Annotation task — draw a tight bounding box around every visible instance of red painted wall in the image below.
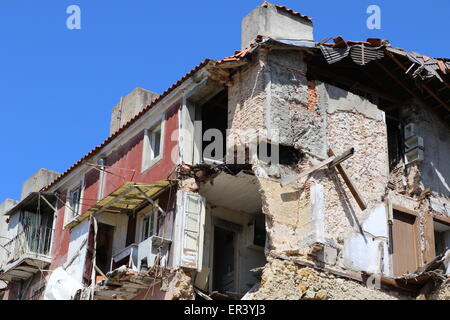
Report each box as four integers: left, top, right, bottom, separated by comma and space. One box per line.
81, 169, 100, 214
50, 190, 70, 270
103, 102, 180, 196
48, 102, 180, 271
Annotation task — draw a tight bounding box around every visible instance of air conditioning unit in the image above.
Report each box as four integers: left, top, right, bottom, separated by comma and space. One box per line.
404, 136, 424, 153
137, 236, 171, 271
404, 123, 417, 140
405, 148, 424, 164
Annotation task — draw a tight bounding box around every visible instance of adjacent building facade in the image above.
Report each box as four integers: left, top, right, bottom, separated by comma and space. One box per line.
0, 2, 449, 300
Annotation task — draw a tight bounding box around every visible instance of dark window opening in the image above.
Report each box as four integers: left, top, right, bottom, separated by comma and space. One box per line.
386, 115, 404, 172
96, 223, 115, 275
257, 143, 303, 168
253, 214, 266, 248
434, 220, 450, 257
201, 89, 228, 162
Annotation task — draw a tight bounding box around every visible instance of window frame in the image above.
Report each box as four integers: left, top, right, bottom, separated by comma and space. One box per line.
64, 181, 84, 226
140, 207, 158, 242
141, 115, 165, 173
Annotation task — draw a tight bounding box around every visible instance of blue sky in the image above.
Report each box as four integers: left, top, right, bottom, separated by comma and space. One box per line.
0, 0, 449, 202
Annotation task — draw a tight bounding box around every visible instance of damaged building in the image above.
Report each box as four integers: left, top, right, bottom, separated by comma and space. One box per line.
0, 2, 449, 300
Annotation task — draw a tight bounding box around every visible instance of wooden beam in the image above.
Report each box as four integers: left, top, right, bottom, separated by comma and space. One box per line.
386, 51, 450, 112
39, 194, 57, 213
308, 64, 401, 103
134, 186, 166, 216
328, 149, 368, 211
376, 61, 426, 104
281, 148, 355, 187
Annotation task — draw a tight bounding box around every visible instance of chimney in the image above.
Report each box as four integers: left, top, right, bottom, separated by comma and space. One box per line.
21, 168, 60, 200
241, 2, 314, 50
110, 88, 159, 135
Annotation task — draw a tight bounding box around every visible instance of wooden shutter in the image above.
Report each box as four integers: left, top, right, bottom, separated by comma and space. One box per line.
82, 222, 95, 286
179, 192, 205, 270
392, 210, 419, 276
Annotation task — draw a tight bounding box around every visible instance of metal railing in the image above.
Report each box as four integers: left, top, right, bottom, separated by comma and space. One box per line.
1, 225, 52, 267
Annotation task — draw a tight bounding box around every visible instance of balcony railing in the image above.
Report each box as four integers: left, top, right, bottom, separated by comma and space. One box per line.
1, 225, 52, 267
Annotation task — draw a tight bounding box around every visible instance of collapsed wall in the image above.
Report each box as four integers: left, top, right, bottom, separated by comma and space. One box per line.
224, 45, 448, 299
246, 257, 407, 300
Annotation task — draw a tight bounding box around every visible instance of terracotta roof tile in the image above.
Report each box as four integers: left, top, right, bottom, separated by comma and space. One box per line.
264, 2, 312, 22
320, 37, 383, 48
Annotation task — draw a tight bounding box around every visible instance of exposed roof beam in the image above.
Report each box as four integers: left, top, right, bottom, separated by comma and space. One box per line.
386, 51, 450, 112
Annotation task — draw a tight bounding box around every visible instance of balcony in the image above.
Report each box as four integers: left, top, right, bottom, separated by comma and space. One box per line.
0, 225, 52, 282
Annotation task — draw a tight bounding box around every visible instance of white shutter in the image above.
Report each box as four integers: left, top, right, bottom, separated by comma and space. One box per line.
179, 191, 205, 270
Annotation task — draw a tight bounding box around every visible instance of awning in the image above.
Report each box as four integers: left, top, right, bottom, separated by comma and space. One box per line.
5, 192, 56, 217
65, 181, 172, 229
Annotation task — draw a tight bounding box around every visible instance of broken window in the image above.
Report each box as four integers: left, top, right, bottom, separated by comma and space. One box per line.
386, 115, 404, 172
69, 186, 81, 219
434, 220, 450, 257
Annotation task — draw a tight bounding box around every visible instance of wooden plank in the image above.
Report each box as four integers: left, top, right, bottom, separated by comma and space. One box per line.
328, 149, 368, 211
281, 148, 355, 187
392, 210, 419, 276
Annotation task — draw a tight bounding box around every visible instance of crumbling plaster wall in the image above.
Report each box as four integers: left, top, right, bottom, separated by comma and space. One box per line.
225, 47, 447, 299
396, 103, 450, 219
256, 177, 319, 252
244, 48, 393, 276
267, 50, 327, 157
404, 104, 450, 199
228, 50, 267, 143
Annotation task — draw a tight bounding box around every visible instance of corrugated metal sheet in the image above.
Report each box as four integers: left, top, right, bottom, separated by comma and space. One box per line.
350, 45, 385, 65
319, 42, 385, 66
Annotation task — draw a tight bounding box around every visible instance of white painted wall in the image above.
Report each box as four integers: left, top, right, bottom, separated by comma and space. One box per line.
66, 220, 90, 284
98, 213, 128, 257
343, 205, 391, 276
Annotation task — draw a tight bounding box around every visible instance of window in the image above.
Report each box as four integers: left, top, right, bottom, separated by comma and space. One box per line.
141, 209, 157, 241
69, 186, 81, 219
142, 121, 163, 171
434, 220, 450, 257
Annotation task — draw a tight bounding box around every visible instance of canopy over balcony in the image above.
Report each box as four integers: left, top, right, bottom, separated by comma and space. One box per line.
65, 181, 173, 229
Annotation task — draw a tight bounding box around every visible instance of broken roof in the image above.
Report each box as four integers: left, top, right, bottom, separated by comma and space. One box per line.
41, 4, 449, 194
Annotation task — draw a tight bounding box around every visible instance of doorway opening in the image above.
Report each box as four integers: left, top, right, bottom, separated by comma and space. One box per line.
212, 226, 236, 294
96, 223, 115, 274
